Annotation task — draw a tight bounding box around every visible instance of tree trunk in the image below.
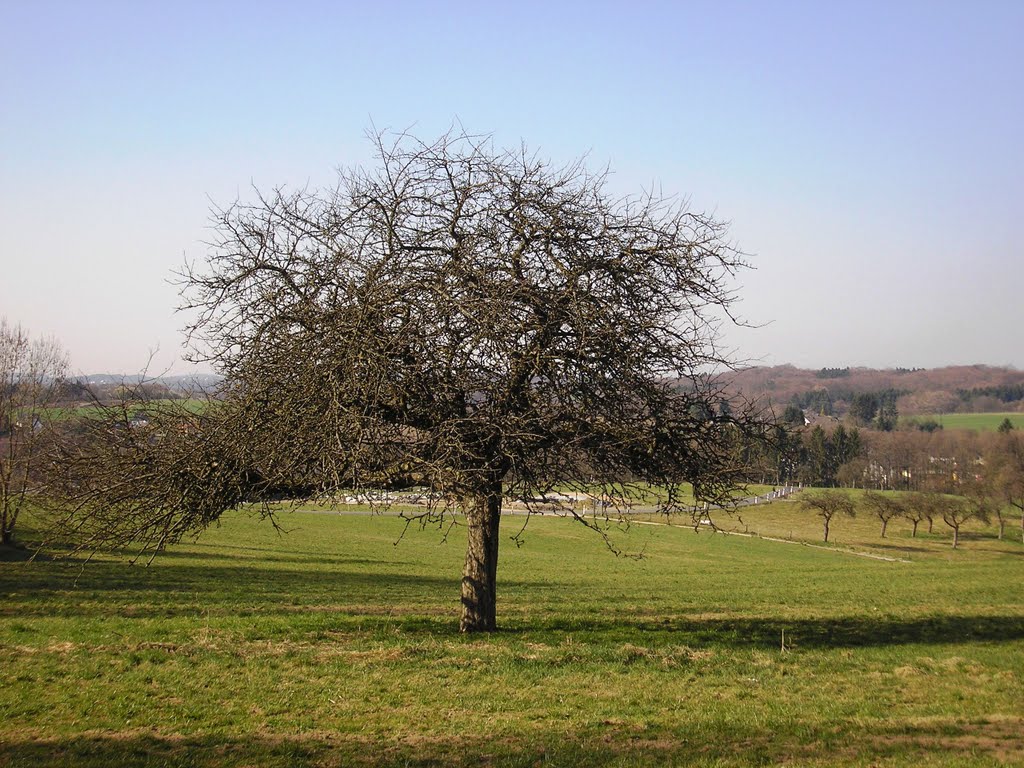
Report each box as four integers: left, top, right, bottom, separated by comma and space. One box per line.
460, 481, 502, 633
822, 517, 830, 543
0, 493, 14, 546
911, 519, 919, 537
880, 519, 888, 538
0, 491, 9, 545
998, 518, 1005, 540
951, 524, 959, 549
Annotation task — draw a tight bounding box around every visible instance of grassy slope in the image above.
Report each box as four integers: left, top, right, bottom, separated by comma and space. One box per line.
1, 501, 1022, 767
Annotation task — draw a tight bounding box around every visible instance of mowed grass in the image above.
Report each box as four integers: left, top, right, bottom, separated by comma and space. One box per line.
1, 500, 1023, 767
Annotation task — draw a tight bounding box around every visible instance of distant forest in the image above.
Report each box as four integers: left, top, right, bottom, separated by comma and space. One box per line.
69, 366, 1024, 419
721, 365, 1024, 418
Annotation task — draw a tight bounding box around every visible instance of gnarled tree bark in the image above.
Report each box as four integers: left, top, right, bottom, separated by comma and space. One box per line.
460, 479, 502, 632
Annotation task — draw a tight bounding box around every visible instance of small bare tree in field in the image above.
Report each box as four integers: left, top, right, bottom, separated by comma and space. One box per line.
903, 493, 931, 537
0, 319, 68, 546
941, 494, 989, 550
861, 490, 904, 538
911, 490, 987, 550
988, 433, 1024, 543
979, 470, 1012, 541
918, 439, 992, 549
49, 129, 764, 632
801, 490, 855, 543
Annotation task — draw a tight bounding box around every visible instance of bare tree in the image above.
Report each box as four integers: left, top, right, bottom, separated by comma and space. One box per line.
911, 491, 986, 550
983, 475, 1011, 541
861, 490, 904, 538
987, 432, 1024, 543
918, 436, 991, 549
801, 490, 855, 543
0, 319, 68, 546
941, 493, 988, 550
903, 493, 931, 538
52, 129, 761, 632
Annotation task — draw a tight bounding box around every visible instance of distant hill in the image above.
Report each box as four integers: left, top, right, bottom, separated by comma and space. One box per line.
78, 373, 223, 396
74, 366, 1024, 418
720, 364, 1024, 416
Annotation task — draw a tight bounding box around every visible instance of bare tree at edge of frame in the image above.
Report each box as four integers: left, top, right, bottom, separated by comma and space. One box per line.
987, 432, 1024, 543
0, 319, 68, 547
51, 128, 765, 632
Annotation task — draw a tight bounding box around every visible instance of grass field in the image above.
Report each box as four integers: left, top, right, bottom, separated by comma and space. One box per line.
905, 412, 1022, 432
1, 497, 1022, 767
36, 398, 212, 421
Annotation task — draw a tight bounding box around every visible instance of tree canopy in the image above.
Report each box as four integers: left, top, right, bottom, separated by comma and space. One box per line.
54, 129, 761, 631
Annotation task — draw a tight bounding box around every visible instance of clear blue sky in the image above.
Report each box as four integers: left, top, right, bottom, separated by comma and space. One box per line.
2, 0, 1021, 374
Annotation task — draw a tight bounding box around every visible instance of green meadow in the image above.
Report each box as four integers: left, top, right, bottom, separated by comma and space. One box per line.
36, 398, 212, 421
1, 498, 1022, 767
914, 412, 1021, 432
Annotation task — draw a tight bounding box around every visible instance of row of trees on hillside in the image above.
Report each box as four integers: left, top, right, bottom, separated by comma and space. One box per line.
802, 488, 1001, 548
773, 423, 1024, 543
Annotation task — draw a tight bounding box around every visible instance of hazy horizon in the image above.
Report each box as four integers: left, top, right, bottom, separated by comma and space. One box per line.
71, 361, 1022, 381
3, 1, 1022, 375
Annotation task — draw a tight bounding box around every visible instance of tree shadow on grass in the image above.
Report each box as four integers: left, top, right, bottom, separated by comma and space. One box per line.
4, 548, 1024, 651
0, 561, 465, 618
1, 718, 1020, 767
864, 541, 935, 555
0, 542, 45, 562
145, 546, 409, 567
868, 534, 1024, 557
519, 612, 1024, 650
3, 554, 1024, 650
